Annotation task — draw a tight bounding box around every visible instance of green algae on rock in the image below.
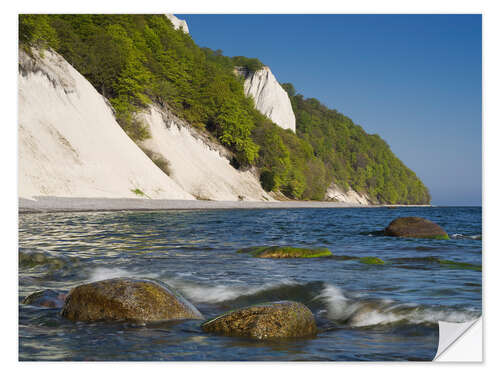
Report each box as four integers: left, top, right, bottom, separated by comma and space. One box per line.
201, 301, 317, 339
389, 256, 481, 271
61, 277, 203, 323
359, 257, 385, 265
384, 217, 449, 239
237, 245, 332, 258
437, 259, 482, 271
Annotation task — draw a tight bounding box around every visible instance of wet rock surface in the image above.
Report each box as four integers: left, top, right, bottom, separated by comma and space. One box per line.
61, 277, 203, 323
384, 217, 449, 239
238, 246, 332, 258
201, 301, 317, 339
22, 289, 66, 308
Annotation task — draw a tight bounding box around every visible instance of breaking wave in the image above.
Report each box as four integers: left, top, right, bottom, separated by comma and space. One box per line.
166, 278, 310, 304
317, 284, 480, 327
161, 278, 481, 328
450, 233, 482, 240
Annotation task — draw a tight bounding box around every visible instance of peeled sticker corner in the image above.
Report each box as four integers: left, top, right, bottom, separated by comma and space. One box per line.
434, 317, 483, 361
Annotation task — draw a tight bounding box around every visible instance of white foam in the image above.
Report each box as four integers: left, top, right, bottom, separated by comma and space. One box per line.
314, 284, 355, 321
350, 309, 401, 327
167, 279, 299, 304
318, 283, 480, 327
450, 233, 482, 240
87, 267, 159, 283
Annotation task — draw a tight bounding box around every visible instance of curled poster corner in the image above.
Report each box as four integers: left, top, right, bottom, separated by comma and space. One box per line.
434, 317, 483, 361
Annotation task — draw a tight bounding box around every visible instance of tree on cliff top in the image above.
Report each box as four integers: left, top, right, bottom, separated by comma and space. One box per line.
231, 56, 264, 72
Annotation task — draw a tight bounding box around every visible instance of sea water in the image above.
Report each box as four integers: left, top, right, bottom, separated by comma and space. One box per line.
18, 206, 482, 361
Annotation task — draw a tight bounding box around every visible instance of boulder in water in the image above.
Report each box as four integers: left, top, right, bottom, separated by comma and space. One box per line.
359, 257, 385, 265
384, 217, 449, 239
201, 301, 317, 339
238, 246, 332, 258
22, 289, 66, 308
61, 277, 203, 323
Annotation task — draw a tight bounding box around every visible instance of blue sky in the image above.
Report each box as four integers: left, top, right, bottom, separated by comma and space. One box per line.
179, 14, 482, 206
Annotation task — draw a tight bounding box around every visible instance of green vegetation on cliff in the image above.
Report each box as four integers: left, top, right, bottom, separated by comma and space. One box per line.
19, 14, 430, 204
282, 84, 431, 204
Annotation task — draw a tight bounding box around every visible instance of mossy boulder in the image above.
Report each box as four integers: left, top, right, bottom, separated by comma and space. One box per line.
201, 301, 317, 339
384, 217, 449, 239
359, 257, 385, 265
238, 246, 332, 258
22, 289, 66, 308
61, 277, 203, 323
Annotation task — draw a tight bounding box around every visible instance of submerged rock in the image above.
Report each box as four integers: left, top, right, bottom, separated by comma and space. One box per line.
238, 246, 332, 258
201, 301, 317, 339
61, 277, 203, 323
384, 217, 449, 239
19, 251, 66, 269
22, 289, 66, 308
437, 259, 482, 271
359, 257, 385, 265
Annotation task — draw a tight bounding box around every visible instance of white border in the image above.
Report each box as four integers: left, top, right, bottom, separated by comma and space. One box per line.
3, 0, 496, 373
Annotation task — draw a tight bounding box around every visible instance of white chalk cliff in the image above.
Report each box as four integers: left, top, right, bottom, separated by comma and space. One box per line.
237, 66, 296, 132
324, 183, 374, 205
18, 48, 272, 201
165, 14, 189, 34
18, 48, 194, 200
165, 15, 295, 134
137, 106, 273, 201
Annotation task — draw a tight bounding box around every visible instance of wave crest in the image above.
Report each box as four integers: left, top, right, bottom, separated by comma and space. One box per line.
450, 233, 482, 240
317, 283, 480, 327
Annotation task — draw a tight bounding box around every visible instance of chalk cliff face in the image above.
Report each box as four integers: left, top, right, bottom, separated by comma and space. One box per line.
18, 48, 272, 202
18, 48, 194, 200
165, 14, 189, 34
237, 66, 296, 132
325, 183, 374, 205
138, 106, 273, 201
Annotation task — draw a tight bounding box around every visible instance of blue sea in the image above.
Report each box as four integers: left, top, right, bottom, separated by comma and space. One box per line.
18, 206, 482, 361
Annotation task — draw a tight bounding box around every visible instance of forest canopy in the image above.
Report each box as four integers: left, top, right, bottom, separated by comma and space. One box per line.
19, 14, 430, 204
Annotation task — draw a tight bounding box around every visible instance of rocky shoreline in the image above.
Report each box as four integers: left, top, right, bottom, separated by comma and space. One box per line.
24, 277, 317, 340
19, 196, 432, 214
